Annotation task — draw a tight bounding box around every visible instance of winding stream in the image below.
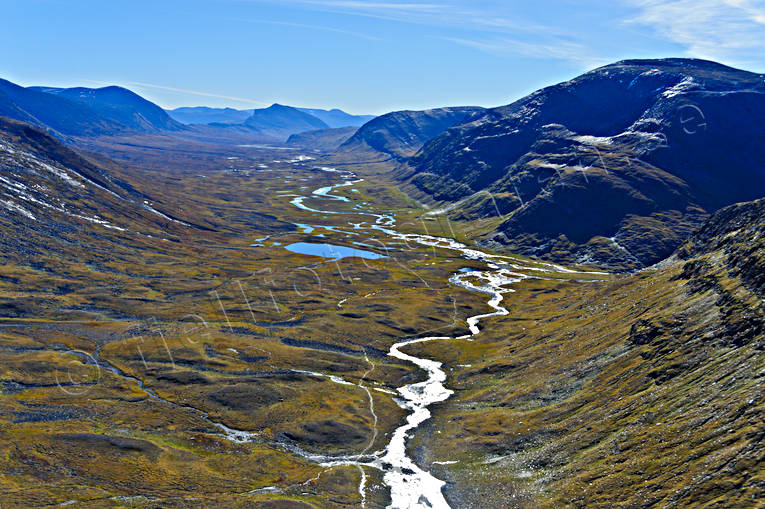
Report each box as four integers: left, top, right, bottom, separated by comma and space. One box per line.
7, 163, 587, 508
278, 167, 581, 508
48, 165, 584, 508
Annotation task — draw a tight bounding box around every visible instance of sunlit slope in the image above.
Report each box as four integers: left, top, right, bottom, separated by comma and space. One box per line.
408, 198, 764, 507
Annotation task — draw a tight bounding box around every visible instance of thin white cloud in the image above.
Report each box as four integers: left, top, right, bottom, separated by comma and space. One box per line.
255, 1, 604, 67
626, 0, 765, 66
441, 36, 606, 68
297, 1, 445, 12
245, 19, 381, 40
86, 80, 269, 105
256, 0, 555, 34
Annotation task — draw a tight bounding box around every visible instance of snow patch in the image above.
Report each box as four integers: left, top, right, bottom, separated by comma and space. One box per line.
573, 135, 613, 146
35, 160, 85, 188
663, 77, 698, 98
0, 199, 36, 220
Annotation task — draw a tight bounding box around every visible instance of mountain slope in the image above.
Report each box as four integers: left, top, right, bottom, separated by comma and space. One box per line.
337, 106, 486, 160
244, 104, 329, 140
166, 106, 255, 125
400, 59, 765, 269
175, 121, 280, 145
297, 108, 374, 128
0, 79, 281, 146
2, 78, 370, 148
286, 126, 358, 151
0, 116, 183, 239
0, 79, 127, 137
30, 86, 185, 132
0, 117, 203, 321
413, 197, 764, 507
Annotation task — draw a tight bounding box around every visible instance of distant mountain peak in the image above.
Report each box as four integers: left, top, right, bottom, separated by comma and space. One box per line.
243, 104, 329, 141
337, 106, 486, 159
20, 83, 184, 134
296, 107, 375, 128
166, 106, 255, 125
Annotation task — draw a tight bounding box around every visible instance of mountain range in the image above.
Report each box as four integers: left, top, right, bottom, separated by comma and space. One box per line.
167, 105, 373, 129
1, 58, 764, 270
353, 58, 765, 270
165, 106, 255, 125
0, 79, 375, 145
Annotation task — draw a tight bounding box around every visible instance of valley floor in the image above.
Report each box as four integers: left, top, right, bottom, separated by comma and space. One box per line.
0, 139, 762, 508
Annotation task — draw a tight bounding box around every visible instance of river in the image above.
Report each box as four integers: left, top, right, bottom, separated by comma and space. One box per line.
277, 167, 583, 508
32, 163, 584, 508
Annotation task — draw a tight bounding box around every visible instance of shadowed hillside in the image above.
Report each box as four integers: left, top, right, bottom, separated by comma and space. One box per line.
398, 59, 765, 270
30, 86, 185, 133
166, 106, 255, 125
337, 106, 486, 160
286, 126, 358, 152
244, 104, 329, 141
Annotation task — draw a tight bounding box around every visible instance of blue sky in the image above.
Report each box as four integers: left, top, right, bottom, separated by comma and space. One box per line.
3, 0, 764, 114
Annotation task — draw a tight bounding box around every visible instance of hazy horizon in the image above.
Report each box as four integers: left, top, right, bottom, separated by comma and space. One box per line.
4, 1, 765, 115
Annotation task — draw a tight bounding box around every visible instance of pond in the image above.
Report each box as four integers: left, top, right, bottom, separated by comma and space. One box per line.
284, 242, 386, 260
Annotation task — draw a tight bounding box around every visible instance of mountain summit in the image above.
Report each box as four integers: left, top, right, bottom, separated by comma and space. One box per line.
244, 104, 329, 140
29, 85, 184, 133
398, 58, 765, 269
337, 106, 486, 160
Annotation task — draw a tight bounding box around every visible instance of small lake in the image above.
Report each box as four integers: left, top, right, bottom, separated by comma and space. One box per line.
284, 242, 386, 260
